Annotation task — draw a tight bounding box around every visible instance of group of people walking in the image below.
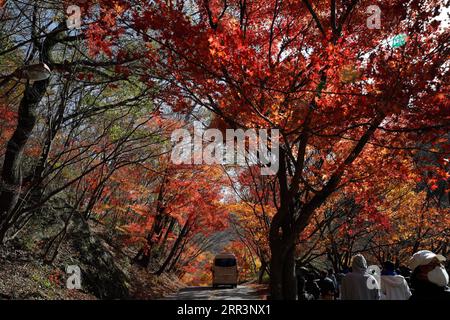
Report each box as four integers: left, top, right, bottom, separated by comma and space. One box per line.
296, 250, 450, 300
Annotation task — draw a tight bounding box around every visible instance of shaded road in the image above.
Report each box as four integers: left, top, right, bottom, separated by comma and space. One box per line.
163, 285, 265, 300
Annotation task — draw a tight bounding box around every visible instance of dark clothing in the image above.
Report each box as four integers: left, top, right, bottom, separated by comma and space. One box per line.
296, 275, 308, 300
305, 280, 321, 300
336, 272, 345, 285
319, 277, 336, 297
381, 270, 396, 276
328, 274, 338, 292
409, 280, 450, 300
328, 274, 338, 288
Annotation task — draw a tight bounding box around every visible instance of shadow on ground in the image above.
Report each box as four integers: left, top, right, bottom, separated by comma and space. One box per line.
163, 285, 264, 300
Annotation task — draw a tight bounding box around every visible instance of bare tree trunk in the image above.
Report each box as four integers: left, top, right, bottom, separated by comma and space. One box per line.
167, 237, 187, 272
158, 216, 176, 257
154, 220, 190, 276
257, 259, 268, 284
133, 175, 168, 267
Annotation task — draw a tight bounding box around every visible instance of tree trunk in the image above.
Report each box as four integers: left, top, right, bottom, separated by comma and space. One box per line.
0, 23, 65, 243
257, 259, 268, 284
155, 220, 190, 276
0, 79, 48, 242
269, 239, 284, 300
158, 215, 176, 258
133, 175, 168, 267
268, 148, 298, 300
168, 237, 188, 272
133, 212, 165, 267
282, 245, 296, 299
269, 234, 297, 300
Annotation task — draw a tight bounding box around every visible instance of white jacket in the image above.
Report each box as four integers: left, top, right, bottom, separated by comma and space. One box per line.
380, 275, 412, 300
340, 255, 380, 300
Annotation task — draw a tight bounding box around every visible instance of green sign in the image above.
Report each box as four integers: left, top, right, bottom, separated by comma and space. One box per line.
392, 34, 407, 48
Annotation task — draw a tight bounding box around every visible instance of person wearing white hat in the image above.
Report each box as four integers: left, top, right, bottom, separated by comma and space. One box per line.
408, 250, 450, 300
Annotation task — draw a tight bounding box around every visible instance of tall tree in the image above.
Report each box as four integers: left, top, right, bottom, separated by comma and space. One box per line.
122, 0, 449, 299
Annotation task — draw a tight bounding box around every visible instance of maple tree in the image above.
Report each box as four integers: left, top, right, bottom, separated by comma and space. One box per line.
130, 161, 229, 272
304, 177, 449, 270
0, 0, 449, 300
119, 0, 448, 299
225, 166, 277, 282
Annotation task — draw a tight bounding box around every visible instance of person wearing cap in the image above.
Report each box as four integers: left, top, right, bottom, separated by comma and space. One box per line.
408, 250, 450, 300
340, 254, 380, 300
380, 261, 412, 300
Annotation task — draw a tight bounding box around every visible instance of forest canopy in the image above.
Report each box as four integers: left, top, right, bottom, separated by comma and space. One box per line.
0, 0, 448, 300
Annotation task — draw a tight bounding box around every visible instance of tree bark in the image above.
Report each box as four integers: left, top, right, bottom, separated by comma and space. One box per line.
268, 115, 385, 299
154, 220, 190, 276
0, 23, 65, 243
257, 259, 268, 284
269, 239, 284, 299
133, 175, 168, 267
282, 245, 297, 299
0, 79, 49, 242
